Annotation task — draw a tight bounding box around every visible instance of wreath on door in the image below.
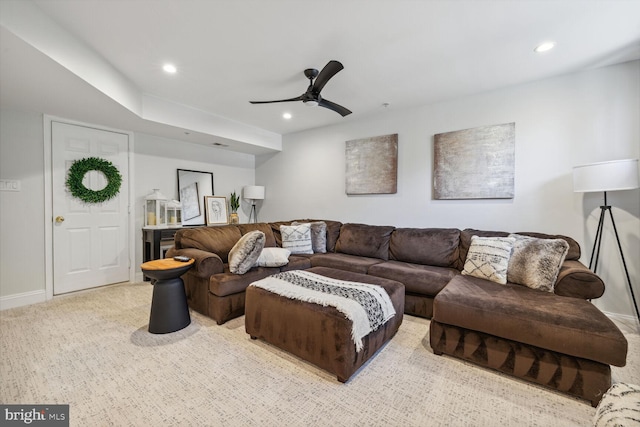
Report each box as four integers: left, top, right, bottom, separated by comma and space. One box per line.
66, 157, 122, 203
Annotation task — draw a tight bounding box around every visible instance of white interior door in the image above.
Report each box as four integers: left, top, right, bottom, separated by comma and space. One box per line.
52, 121, 129, 295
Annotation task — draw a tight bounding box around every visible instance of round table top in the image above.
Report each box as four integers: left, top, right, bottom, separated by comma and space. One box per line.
141, 258, 194, 281
141, 258, 194, 271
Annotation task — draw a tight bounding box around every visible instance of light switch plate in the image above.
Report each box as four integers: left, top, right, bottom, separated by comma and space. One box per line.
0, 179, 21, 191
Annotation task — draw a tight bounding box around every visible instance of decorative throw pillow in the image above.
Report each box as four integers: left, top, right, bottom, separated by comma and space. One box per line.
507, 234, 569, 292
292, 221, 327, 253
228, 231, 265, 274
280, 224, 313, 254
462, 235, 515, 285
254, 247, 291, 267
594, 383, 640, 427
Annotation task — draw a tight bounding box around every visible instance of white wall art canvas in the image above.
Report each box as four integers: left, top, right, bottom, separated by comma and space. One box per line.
433, 123, 515, 199
345, 134, 398, 195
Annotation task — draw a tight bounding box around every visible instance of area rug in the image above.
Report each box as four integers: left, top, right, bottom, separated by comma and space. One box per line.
1, 282, 638, 426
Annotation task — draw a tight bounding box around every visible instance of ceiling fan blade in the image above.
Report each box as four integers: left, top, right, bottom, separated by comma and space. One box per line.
312, 60, 344, 94
249, 95, 303, 104
318, 98, 352, 117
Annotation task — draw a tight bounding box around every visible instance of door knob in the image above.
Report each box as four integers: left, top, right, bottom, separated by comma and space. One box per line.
55, 216, 65, 223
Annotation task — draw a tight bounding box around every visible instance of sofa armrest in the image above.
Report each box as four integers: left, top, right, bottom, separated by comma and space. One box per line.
554, 260, 605, 300
166, 247, 225, 278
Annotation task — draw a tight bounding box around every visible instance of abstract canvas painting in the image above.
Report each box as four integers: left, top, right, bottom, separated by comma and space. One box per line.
345, 134, 398, 195
433, 123, 515, 199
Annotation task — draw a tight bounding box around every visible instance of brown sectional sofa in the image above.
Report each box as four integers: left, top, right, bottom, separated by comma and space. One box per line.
166, 220, 627, 406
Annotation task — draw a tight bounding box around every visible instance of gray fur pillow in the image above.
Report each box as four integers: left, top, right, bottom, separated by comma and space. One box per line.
507, 234, 569, 292
228, 230, 265, 274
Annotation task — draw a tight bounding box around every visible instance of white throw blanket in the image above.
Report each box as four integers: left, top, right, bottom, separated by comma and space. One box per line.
251, 270, 396, 352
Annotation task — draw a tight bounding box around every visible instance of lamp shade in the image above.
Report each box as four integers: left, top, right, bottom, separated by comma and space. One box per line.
243, 185, 265, 200
573, 159, 639, 193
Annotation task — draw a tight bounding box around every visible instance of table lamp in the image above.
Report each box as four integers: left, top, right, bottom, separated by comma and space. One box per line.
243, 185, 265, 223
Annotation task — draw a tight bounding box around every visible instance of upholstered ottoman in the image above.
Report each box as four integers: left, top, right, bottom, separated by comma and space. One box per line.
245, 266, 404, 382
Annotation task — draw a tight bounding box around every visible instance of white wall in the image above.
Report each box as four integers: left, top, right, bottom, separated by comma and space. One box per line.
257, 60, 640, 318
0, 110, 46, 303
133, 133, 256, 277
0, 111, 258, 304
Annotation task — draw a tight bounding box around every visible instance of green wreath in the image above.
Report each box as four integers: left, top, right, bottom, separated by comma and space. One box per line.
66, 157, 122, 203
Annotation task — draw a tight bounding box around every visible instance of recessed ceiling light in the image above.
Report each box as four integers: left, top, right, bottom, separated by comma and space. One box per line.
282, 112, 292, 120
534, 42, 556, 53
163, 63, 177, 74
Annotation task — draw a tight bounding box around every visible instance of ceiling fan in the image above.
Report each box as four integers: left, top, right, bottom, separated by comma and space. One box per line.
249, 60, 352, 117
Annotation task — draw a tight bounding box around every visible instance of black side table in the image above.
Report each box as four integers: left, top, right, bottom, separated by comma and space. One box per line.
140, 258, 194, 334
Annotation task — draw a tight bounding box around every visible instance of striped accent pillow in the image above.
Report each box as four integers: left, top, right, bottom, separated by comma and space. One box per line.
595, 383, 640, 427
280, 224, 313, 254
461, 235, 515, 284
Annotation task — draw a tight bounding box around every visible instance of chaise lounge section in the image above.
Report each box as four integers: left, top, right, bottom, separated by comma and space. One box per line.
166, 220, 627, 405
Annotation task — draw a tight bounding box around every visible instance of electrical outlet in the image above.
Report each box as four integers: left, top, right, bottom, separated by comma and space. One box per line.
0, 179, 21, 191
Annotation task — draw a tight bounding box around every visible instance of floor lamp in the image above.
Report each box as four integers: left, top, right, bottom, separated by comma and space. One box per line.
243, 185, 265, 223
573, 158, 640, 320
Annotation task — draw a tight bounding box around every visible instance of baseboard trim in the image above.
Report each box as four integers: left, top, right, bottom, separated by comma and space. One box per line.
0, 289, 47, 311
134, 272, 144, 283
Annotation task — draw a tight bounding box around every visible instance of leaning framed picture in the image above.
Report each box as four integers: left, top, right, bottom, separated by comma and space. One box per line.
205, 196, 228, 225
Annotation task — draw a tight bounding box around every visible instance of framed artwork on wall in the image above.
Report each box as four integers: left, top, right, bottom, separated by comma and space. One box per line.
345, 133, 398, 195
177, 169, 214, 226
179, 182, 200, 221
433, 123, 515, 199
205, 196, 228, 225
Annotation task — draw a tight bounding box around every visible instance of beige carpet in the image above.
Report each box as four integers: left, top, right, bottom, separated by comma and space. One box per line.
1, 282, 638, 427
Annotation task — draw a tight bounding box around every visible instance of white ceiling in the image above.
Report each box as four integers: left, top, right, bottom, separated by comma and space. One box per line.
1, 0, 640, 154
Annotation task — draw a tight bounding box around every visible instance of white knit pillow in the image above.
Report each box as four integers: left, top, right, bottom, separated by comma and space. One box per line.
292, 221, 327, 253
254, 247, 291, 267
280, 224, 313, 254
462, 236, 515, 285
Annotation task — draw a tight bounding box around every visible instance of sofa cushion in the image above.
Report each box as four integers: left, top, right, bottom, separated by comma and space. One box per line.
390, 228, 460, 267
174, 225, 242, 263
508, 233, 569, 292
238, 223, 277, 247
280, 224, 314, 254
310, 253, 384, 274
368, 260, 459, 297
166, 247, 224, 277
433, 274, 628, 366
254, 247, 291, 267
279, 255, 312, 272
461, 236, 515, 284
335, 223, 395, 260
321, 220, 343, 253
228, 230, 266, 274
292, 221, 327, 253
554, 260, 605, 299
209, 266, 279, 297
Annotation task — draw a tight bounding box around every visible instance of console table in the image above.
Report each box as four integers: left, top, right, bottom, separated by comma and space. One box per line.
142, 227, 182, 280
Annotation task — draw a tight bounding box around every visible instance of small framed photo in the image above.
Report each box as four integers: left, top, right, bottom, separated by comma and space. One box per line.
205, 196, 228, 225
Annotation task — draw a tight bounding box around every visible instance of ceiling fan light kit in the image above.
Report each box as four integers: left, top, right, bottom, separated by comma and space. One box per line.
250, 60, 352, 117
